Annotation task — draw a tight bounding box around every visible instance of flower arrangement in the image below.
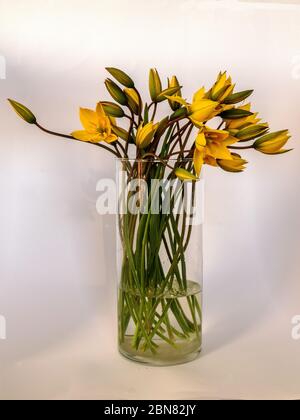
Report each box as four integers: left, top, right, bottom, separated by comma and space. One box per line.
8, 68, 292, 365
8, 68, 291, 176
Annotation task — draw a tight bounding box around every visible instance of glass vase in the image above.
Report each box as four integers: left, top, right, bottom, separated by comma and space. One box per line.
116, 158, 203, 366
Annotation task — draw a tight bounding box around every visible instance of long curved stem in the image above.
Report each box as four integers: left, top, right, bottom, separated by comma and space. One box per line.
35, 122, 120, 157
124, 114, 138, 129
229, 145, 253, 150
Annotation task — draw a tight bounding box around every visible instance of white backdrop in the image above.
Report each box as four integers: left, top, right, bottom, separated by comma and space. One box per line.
0, 0, 300, 400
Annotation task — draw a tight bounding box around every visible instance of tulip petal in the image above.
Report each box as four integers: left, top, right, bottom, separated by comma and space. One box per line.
193, 148, 204, 176
96, 102, 107, 118
206, 142, 233, 160
193, 87, 206, 103
204, 127, 229, 142
71, 130, 100, 142
190, 100, 218, 123
79, 108, 98, 131
104, 134, 118, 144
165, 95, 188, 107
195, 132, 206, 150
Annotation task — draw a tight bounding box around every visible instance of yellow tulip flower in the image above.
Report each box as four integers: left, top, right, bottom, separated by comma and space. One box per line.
190, 99, 221, 125
210, 71, 234, 102
167, 88, 220, 126
168, 75, 182, 111
135, 121, 159, 149
193, 126, 237, 175
253, 130, 291, 154
72, 103, 118, 144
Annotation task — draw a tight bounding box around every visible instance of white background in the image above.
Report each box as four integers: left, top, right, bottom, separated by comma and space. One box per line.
0, 0, 300, 400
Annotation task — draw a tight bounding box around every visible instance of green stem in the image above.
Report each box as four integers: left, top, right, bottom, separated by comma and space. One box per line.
35, 122, 120, 157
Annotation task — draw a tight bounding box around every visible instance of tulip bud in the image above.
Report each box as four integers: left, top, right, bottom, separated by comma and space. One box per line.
175, 168, 198, 182
136, 121, 159, 149
111, 124, 134, 143
105, 67, 134, 88
235, 124, 269, 141
124, 88, 141, 115
157, 86, 182, 103
8, 99, 36, 124
105, 79, 127, 106
217, 153, 248, 173
101, 101, 124, 118
167, 76, 181, 111
224, 90, 254, 105
149, 68, 162, 102
220, 109, 253, 120
253, 130, 291, 155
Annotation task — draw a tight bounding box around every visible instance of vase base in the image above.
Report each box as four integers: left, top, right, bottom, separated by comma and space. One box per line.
119, 334, 201, 367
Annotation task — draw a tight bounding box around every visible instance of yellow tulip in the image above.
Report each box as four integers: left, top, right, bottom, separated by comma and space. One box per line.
193, 126, 237, 176
166, 87, 219, 126
135, 121, 159, 149
168, 76, 182, 111
202, 127, 235, 158
71, 103, 118, 144
210, 71, 234, 102
253, 130, 291, 154
190, 99, 220, 125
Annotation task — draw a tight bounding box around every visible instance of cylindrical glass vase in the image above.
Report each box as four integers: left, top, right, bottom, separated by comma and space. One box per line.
116, 159, 203, 366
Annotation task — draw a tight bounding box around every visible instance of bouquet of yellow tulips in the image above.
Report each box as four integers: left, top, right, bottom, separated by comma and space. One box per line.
8, 68, 292, 365
8, 68, 291, 178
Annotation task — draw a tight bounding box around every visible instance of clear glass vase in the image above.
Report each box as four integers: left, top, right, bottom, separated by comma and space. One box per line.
116, 159, 203, 366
